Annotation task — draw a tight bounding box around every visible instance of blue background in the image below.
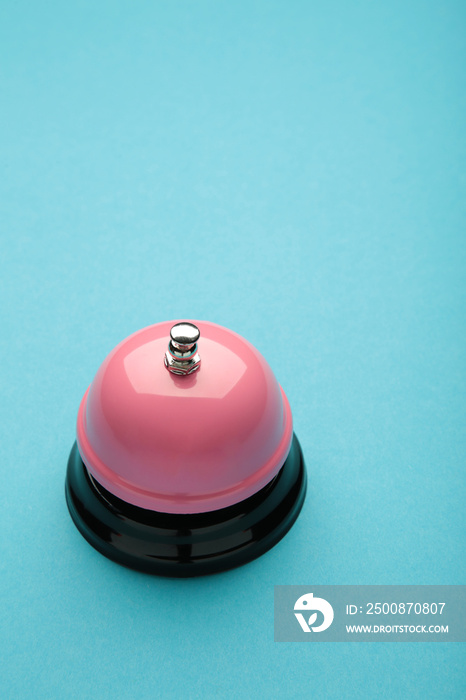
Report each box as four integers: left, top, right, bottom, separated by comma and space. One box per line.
1, 1, 465, 698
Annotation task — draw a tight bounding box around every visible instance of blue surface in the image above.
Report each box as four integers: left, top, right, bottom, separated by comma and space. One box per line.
1, 1, 465, 698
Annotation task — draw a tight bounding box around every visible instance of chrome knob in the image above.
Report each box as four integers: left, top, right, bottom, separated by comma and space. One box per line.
164, 322, 201, 376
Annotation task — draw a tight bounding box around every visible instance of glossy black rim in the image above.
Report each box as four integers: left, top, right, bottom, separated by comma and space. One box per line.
65, 434, 306, 577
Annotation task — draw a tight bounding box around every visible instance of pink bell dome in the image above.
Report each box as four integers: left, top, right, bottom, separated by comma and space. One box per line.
76, 320, 293, 514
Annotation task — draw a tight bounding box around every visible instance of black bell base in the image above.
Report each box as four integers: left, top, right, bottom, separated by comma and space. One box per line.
65, 435, 306, 578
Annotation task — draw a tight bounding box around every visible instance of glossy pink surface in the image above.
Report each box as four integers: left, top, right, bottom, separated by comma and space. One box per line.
76, 320, 293, 513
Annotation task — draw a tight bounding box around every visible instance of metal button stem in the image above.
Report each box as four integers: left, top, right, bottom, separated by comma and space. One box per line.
164, 322, 201, 375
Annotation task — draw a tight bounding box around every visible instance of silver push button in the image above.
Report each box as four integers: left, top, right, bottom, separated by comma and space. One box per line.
164, 322, 201, 375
